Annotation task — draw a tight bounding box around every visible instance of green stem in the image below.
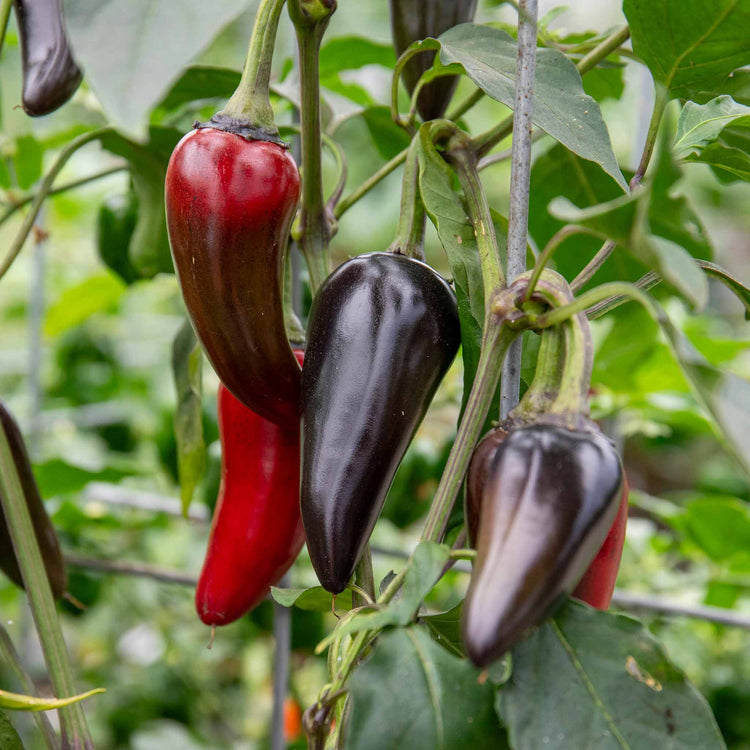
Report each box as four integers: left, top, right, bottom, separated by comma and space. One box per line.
220, 0, 287, 132
523, 225, 600, 301
390, 45, 428, 129
0, 0, 12, 57
536, 281, 656, 328
576, 25, 630, 75
334, 148, 408, 219
387, 138, 425, 259
446, 130, 505, 305
421, 323, 517, 543
448, 549, 476, 561
289, 0, 336, 294
0, 429, 93, 748
446, 88, 484, 121
630, 83, 668, 190
0, 127, 112, 282
352, 543, 375, 606
0, 165, 127, 228
515, 272, 592, 423
570, 239, 616, 292
585, 271, 661, 319
0, 625, 60, 749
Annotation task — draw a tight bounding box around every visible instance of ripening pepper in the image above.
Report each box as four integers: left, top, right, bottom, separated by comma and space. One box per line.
0, 400, 67, 598
165, 127, 302, 425
301, 252, 461, 594
390, 0, 478, 121
462, 423, 623, 666
573, 480, 628, 610
13, 0, 82, 116
195, 351, 305, 627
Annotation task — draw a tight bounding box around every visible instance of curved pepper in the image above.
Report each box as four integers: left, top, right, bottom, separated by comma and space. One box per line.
165, 128, 302, 424
0, 400, 67, 598
13, 0, 82, 117
96, 193, 139, 285
195, 351, 305, 627
301, 252, 461, 593
573, 480, 628, 610
462, 423, 623, 666
390, 0, 478, 121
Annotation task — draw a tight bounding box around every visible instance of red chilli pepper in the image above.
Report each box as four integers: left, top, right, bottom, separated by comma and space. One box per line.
573, 480, 628, 610
166, 128, 302, 425
195, 350, 305, 627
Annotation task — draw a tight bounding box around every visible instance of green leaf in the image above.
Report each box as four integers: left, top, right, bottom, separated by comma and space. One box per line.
100, 127, 179, 277
688, 141, 750, 183
12, 135, 43, 190
63, 0, 252, 138
346, 627, 508, 750
154, 65, 241, 116
624, 0, 750, 100
32, 459, 133, 498
319, 36, 396, 79
420, 602, 464, 657
0, 687, 104, 712
528, 145, 644, 288
498, 601, 725, 749
270, 585, 349, 613
683, 496, 750, 562
415, 124, 484, 404
436, 24, 627, 190
0, 710, 22, 750
43, 272, 126, 338
360, 106, 412, 161
171, 320, 206, 517
701, 261, 750, 318
334, 542, 451, 639
692, 69, 750, 106
675, 96, 750, 157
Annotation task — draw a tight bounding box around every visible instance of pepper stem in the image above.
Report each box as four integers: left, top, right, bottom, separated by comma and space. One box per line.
387, 138, 425, 260
289, 0, 337, 294
219, 0, 287, 135
512, 270, 593, 427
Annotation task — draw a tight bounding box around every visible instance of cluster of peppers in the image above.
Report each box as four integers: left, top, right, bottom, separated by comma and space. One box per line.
162, 0, 629, 668
0, 0, 631, 670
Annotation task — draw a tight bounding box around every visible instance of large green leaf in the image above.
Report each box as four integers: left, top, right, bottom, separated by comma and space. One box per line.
171, 320, 206, 517
154, 66, 241, 116
498, 601, 725, 749
415, 124, 484, 401
683, 496, 750, 562
346, 627, 508, 750
436, 24, 627, 190
624, 0, 750, 99
64, 0, 254, 137
270, 585, 350, 613
688, 141, 750, 183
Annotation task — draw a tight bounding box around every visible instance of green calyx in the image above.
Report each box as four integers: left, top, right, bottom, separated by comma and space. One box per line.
216, 0, 288, 139
510, 269, 594, 430
288, 0, 337, 28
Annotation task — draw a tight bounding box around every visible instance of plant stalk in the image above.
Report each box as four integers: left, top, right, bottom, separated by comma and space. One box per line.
500, 0, 538, 419
388, 138, 425, 259
0, 429, 94, 748
421, 323, 517, 543
221, 0, 288, 133
289, 0, 336, 293
0, 0, 13, 57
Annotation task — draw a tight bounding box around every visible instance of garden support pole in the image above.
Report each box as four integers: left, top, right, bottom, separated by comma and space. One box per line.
500, 0, 538, 418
